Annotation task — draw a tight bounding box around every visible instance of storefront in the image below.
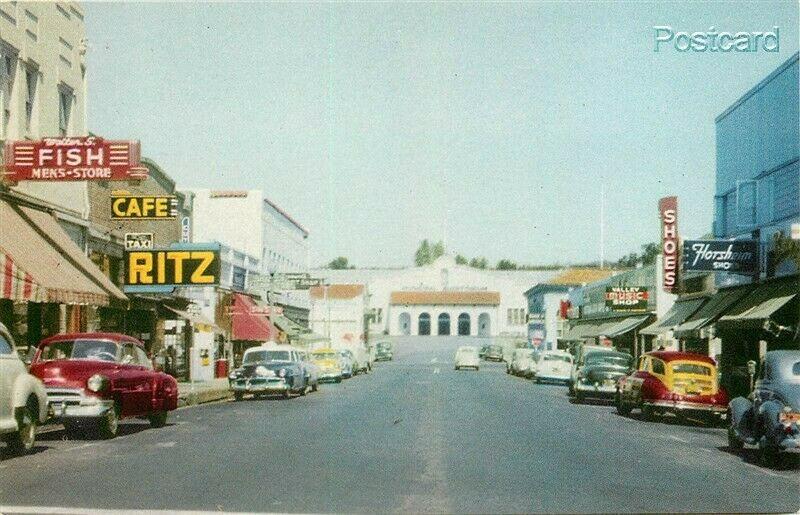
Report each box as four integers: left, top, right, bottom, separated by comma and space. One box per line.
0, 197, 128, 349
227, 292, 274, 365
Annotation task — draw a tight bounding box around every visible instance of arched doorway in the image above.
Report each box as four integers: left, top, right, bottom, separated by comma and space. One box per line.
438, 313, 451, 335
478, 313, 491, 337
457, 313, 471, 336
398, 312, 411, 335
418, 313, 431, 335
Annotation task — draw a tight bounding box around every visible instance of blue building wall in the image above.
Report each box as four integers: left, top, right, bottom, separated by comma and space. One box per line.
714, 53, 799, 281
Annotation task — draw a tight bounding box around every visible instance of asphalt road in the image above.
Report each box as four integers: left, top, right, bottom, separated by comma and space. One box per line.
1, 336, 798, 514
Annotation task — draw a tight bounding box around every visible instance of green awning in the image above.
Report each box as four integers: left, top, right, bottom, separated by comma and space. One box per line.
560, 320, 605, 341
272, 315, 305, 338
295, 332, 330, 347
718, 276, 799, 329
591, 315, 651, 338
640, 298, 706, 336
672, 284, 755, 338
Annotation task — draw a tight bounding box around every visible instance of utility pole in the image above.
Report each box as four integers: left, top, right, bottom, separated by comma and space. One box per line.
600, 183, 606, 269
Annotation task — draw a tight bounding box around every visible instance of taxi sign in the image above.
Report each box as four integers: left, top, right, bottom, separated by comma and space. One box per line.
124, 233, 153, 250
124, 243, 220, 293
111, 192, 178, 220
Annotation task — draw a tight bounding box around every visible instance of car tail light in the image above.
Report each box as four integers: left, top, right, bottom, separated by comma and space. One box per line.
779, 411, 800, 427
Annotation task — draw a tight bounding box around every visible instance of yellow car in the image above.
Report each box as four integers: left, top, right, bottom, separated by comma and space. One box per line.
310, 348, 344, 383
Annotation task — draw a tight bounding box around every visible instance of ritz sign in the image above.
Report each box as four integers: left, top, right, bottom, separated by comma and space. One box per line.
2, 137, 147, 184
124, 243, 220, 293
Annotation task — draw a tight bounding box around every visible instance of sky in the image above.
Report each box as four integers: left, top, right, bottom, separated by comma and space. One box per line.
85, 1, 799, 268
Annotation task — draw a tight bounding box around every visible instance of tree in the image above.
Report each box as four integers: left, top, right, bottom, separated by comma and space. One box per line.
455, 254, 468, 265
327, 256, 353, 269
469, 257, 488, 269
639, 242, 660, 266
431, 240, 445, 261
414, 239, 445, 266
496, 259, 518, 270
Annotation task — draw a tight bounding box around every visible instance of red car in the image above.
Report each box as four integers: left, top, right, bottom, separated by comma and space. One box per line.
29, 332, 178, 438
616, 351, 728, 424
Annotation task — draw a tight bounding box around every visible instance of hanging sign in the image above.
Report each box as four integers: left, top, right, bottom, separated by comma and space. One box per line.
124, 243, 220, 293
181, 216, 191, 242
2, 137, 147, 183
659, 196, 679, 293
605, 286, 649, 312
682, 240, 759, 274
124, 233, 153, 250
111, 192, 177, 220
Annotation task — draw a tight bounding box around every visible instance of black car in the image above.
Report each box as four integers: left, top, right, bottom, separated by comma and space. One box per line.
484, 344, 504, 362
375, 341, 394, 361
573, 351, 634, 403
228, 347, 308, 400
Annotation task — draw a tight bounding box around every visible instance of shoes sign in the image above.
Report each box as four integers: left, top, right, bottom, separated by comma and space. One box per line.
1, 137, 147, 184
659, 196, 679, 293
111, 191, 178, 220
123, 242, 220, 293
682, 239, 759, 274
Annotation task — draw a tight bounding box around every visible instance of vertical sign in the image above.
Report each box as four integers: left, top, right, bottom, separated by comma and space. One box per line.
659, 196, 679, 293
181, 216, 191, 243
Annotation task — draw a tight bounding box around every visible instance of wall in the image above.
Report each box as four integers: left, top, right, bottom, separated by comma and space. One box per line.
262, 199, 309, 274
2, 1, 89, 216
309, 295, 365, 348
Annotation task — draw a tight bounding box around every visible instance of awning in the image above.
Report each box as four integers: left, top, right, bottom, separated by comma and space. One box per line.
717, 276, 799, 329
0, 199, 127, 306
640, 298, 707, 336
295, 332, 330, 347
231, 293, 273, 341
587, 315, 651, 338
164, 305, 223, 334
672, 285, 754, 338
273, 315, 306, 338
559, 320, 604, 342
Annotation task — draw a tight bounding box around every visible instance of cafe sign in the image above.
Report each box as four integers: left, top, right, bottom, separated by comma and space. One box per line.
682, 240, 759, 274
2, 137, 147, 184
111, 192, 178, 220
605, 286, 649, 312
124, 243, 220, 293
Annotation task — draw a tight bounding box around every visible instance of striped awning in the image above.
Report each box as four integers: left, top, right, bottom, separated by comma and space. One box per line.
0, 251, 45, 302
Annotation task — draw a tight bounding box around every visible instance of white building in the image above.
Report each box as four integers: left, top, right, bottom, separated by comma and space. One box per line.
316, 256, 559, 337
308, 284, 366, 348
1, 1, 89, 227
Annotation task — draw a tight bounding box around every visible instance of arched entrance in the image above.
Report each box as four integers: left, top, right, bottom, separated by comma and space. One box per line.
398, 312, 411, 335
478, 313, 491, 337
418, 313, 431, 336
438, 313, 451, 336
457, 313, 471, 336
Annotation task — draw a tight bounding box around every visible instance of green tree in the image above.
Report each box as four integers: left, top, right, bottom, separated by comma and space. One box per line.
431, 240, 445, 261
327, 256, 353, 269
455, 254, 468, 265
640, 242, 660, 266
414, 239, 431, 266
496, 259, 518, 270
469, 257, 488, 269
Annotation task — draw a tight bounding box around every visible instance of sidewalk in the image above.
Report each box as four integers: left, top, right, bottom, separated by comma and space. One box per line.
177, 378, 232, 407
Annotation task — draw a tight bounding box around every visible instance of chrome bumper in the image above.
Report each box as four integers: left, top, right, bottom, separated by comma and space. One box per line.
575, 381, 617, 395
779, 436, 800, 453
230, 378, 289, 392
537, 373, 570, 382
319, 372, 342, 380
647, 400, 727, 415
46, 388, 115, 420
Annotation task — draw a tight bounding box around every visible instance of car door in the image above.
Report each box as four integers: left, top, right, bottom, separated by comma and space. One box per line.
0, 329, 21, 433
116, 343, 151, 416
623, 357, 649, 403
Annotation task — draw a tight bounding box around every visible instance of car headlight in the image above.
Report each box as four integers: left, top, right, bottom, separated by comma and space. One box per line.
228, 371, 239, 380
255, 366, 269, 377
278, 368, 287, 378
87, 374, 109, 393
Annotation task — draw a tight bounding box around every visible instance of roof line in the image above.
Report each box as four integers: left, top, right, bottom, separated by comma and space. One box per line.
263, 197, 309, 237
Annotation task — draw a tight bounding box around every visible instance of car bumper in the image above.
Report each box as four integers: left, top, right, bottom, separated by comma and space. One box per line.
779, 436, 800, 453
647, 400, 727, 416
230, 379, 290, 392
575, 382, 617, 397
318, 372, 343, 381
537, 373, 570, 383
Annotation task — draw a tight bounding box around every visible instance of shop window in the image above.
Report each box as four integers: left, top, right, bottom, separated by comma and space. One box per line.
58, 84, 73, 136
24, 65, 36, 134
0, 47, 17, 139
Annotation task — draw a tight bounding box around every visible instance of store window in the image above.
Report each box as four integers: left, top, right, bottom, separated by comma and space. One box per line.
0, 47, 17, 140
58, 84, 73, 136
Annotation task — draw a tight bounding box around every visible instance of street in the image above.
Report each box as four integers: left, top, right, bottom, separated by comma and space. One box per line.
1, 336, 797, 514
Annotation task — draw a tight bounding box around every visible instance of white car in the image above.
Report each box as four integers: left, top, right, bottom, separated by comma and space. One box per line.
533, 350, 574, 384
454, 346, 480, 371
508, 348, 537, 377
0, 322, 49, 455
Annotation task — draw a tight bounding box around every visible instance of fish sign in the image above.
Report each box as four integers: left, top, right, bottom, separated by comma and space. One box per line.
124, 244, 220, 293
112, 193, 178, 220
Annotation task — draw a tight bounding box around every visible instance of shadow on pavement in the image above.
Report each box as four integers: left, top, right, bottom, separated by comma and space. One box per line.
717, 445, 800, 471
37, 421, 171, 441
0, 444, 49, 461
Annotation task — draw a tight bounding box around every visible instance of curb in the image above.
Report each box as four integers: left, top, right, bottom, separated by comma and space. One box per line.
177, 388, 232, 407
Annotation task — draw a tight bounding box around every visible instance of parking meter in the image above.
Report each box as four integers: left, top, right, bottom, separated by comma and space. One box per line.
747, 360, 757, 391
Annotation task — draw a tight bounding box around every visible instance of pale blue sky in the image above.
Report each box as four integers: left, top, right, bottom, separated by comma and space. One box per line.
85, 2, 798, 268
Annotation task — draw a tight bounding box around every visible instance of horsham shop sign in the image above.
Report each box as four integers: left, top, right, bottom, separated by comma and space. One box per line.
682, 240, 759, 274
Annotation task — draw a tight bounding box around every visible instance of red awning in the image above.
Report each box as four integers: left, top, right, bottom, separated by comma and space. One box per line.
231, 293, 273, 341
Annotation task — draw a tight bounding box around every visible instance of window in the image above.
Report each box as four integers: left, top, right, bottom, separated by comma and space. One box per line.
507, 309, 513, 324
24, 66, 36, 133
58, 85, 73, 136
121, 344, 138, 365
135, 346, 152, 369
651, 359, 665, 375
0, 333, 12, 354
736, 180, 757, 228
0, 48, 17, 139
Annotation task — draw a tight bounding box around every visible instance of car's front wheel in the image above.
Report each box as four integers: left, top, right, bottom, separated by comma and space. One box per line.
5, 403, 37, 454
149, 411, 168, 428
616, 392, 631, 416
97, 406, 120, 439
727, 423, 743, 451
312, 381, 319, 392
233, 391, 244, 402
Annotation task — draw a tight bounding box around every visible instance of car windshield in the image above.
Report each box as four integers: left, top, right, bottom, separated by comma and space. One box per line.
672, 363, 712, 376
38, 339, 119, 362
457, 348, 477, 356
488, 346, 502, 352
313, 352, 340, 360
585, 353, 632, 368
244, 350, 291, 363
543, 354, 571, 363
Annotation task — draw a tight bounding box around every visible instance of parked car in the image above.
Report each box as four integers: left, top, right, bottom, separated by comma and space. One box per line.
533, 350, 573, 384
728, 350, 800, 466
617, 351, 728, 423
455, 346, 480, 371
292, 347, 320, 394
0, 322, 48, 454
479, 344, 489, 358
29, 332, 178, 438
374, 341, 394, 361
568, 344, 618, 394
484, 344, 504, 362
310, 348, 344, 383
573, 350, 634, 402
351, 345, 371, 374
229, 345, 309, 400
508, 348, 537, 377
339, 350, 355, 378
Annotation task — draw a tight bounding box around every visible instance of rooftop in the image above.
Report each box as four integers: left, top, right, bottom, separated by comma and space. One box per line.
390, 290, 501, 306
309, 284, 365, 300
